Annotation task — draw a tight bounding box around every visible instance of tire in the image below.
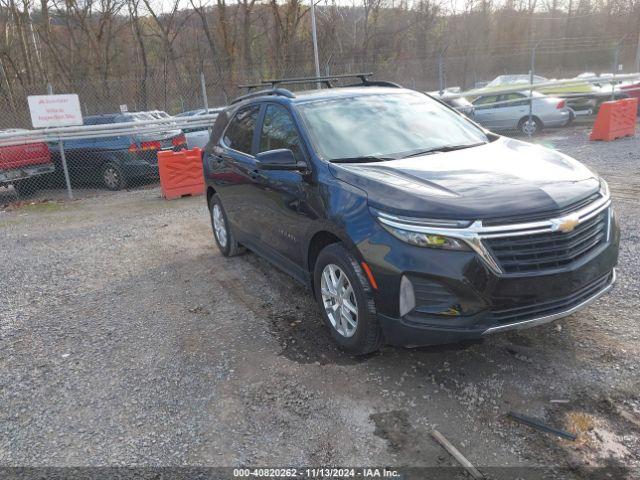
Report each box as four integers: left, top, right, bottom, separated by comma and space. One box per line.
209, 194, 244, 257
518, 116, 543, 136
101, 161, 127, 190
313, 243, 383, 355
13, 177, 38, 197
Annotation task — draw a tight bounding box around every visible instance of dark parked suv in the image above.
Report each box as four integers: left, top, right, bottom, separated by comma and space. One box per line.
203, 76, 619, 355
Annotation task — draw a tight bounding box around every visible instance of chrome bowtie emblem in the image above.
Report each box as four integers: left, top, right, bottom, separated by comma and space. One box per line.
552, 214, 580, 233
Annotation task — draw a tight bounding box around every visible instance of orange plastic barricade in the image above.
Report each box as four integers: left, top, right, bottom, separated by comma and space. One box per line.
590, 98, 638, 141
157, 148, 205, 200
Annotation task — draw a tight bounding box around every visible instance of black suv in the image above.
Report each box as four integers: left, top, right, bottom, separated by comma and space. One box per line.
202, 75, 619, 355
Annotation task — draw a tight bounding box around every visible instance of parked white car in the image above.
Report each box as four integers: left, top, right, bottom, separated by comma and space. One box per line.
175, 108, 223, 149
471, 91, 572, 135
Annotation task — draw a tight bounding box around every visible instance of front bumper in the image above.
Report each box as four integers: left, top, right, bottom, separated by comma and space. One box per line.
378, 269, 616, 346
361, 200, 620, 347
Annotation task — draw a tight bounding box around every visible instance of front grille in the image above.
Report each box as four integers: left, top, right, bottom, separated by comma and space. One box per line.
484, 208, 609, 274
491, 272, 612, 323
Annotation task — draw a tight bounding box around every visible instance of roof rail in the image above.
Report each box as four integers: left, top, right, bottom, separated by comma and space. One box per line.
233, 74, 402, 103
231, 88, 296, 105
342, 80, 403, 88
258, 73, 376, 89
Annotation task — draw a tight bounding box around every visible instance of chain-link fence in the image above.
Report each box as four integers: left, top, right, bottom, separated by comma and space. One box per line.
0, 111, 219, 205
0, 67, 233, 205
1, 49, 639, 207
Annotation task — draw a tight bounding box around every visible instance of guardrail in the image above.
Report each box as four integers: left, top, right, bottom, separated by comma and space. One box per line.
0, 114, 220, 148
439, 73, 640, 100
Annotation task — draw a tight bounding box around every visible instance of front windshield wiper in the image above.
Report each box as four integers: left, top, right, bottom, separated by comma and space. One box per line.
399, 142, 487, 159
330, 155, 396, 163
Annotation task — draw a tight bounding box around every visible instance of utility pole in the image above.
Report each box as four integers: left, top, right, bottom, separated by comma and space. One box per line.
310, 0, 321, 88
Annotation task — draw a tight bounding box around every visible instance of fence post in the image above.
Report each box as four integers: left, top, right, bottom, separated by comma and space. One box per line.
612, 39, 623, 100
527, 42, 540, 138
200, 71, 209, 111
58, 138, 73, 200
438, 51, 444, 95
635, 29, 640, 73
47, 83, 53, 95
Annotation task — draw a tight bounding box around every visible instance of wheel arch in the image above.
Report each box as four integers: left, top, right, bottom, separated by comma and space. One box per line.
206, 185, 217, 206
305, 227, 362, 290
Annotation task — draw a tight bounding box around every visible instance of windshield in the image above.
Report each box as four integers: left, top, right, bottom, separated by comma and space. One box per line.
296, 92, 488, 161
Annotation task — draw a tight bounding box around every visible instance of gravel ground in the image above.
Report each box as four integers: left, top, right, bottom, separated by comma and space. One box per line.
1, 126, 639, 478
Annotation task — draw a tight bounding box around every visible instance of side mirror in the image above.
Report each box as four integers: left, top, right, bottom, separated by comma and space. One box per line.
255, 149, 305, 171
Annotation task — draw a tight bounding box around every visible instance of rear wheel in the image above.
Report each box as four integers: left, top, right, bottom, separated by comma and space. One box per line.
314, 243, 383, 355
209, 194, 243, 257
101, 161, 126, 190
518, 116, 543, 136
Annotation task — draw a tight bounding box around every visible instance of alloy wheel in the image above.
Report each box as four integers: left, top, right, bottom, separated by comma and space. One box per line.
212, 204, 228, 248
103, 166, 120, 189
320, 263, 358, 337
521, 119, 538, 136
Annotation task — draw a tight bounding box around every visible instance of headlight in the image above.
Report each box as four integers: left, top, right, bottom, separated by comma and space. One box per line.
599, 178, 610, 198
380, 223, 470, 251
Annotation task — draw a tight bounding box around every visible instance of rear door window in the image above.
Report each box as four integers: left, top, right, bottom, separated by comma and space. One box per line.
223, 105, 261, 155
502, 93, 528, 107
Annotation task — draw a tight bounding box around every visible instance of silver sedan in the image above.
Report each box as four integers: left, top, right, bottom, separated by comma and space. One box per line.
472, 91, 573, 135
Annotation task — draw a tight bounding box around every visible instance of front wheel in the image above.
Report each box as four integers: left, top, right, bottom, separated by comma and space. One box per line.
314, 243, 383, 355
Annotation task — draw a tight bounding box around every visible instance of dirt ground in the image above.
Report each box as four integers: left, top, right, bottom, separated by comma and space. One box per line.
1, 127, 639, 479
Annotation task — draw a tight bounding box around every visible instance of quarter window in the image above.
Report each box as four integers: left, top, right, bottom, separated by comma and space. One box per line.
259, 104, 305, 163
224, 105, 260, 154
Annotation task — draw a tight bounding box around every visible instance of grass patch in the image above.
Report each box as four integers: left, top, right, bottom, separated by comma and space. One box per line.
3, 200, 63, 213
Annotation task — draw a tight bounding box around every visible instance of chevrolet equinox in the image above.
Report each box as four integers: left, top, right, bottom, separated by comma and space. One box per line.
202, 77, 619, 355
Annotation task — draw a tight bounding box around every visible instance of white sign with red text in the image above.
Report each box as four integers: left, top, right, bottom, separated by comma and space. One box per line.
27, 94, 83, 128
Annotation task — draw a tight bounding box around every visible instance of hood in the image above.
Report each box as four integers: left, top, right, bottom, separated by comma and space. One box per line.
329, 137, 600, 221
